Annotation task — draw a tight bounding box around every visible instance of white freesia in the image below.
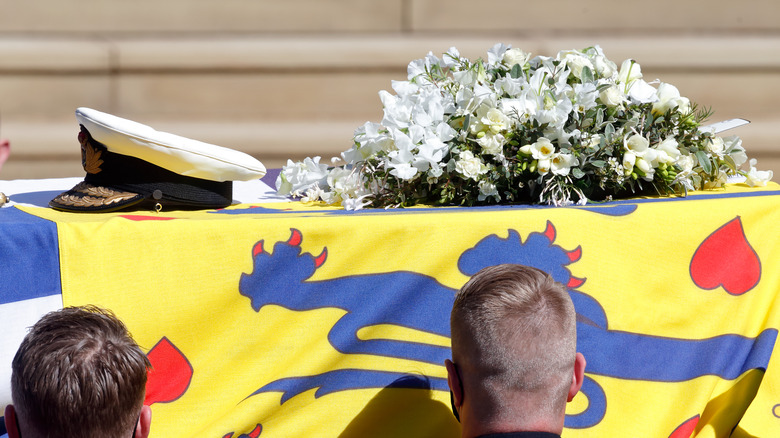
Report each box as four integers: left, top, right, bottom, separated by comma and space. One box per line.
624, 134, 650, 157
551, 153, 578, 176
653, 137, 681, 165
520, 137, 556, 160
537, 158, 551, 175
635, 157, 655, 181
623, 151, 637, 174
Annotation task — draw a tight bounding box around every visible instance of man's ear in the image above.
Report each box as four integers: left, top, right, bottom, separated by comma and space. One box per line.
445, 359, 463, 408
5, 404, 20, 438
134, 405, 152, 438
567, 352, 587, 402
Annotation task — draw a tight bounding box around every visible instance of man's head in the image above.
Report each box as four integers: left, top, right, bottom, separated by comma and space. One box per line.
4, 306, 152, 438
446, 264, 585, 436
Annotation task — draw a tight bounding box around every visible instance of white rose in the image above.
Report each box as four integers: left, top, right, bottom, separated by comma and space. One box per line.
706, 137, 726, 157
477, 133, 506, 156
481, 107, 511, 134
593, 55, 617, 78
560, 51, 594, 80
676, 154, 695, 176
704, 169, 728, 189
455, 150, 489, 180
599, 85, 625, 107
503, 48, 530, 67
478, 180, 500, 201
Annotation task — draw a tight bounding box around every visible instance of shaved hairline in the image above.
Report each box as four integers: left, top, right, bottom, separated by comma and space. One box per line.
450, 264, 577, 419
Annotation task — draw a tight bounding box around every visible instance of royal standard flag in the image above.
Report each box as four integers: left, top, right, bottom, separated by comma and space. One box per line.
2, 182, 779, 437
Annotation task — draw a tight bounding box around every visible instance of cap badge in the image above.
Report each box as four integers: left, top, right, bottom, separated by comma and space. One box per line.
79, 128, 104, 174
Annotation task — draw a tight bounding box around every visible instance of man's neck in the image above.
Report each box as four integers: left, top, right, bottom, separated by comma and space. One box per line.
459, 406, 564, 438
475, 432, 561, 438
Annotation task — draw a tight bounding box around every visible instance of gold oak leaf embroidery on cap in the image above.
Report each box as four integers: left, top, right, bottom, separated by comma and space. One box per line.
83, 141, 104, 174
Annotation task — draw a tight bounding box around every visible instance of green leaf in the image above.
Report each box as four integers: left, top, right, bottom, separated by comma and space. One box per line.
695, 150, 712, 174
723, 155, 737, 172
596, 108, 604, 126
605, 123, 615, 142
572, 167, 585, 179
591, 160, 606, 168
510, 63, 522, 79
581, 66, 594, 83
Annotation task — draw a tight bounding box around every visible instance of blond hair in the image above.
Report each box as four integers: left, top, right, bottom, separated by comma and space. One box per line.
450, 264, 576, 421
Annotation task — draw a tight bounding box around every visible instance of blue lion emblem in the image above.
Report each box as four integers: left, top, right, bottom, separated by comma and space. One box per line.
238, 222, 776, 429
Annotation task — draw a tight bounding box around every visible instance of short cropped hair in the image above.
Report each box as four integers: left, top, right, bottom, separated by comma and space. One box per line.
450, 264, 577, 419
11, 305, 151, 438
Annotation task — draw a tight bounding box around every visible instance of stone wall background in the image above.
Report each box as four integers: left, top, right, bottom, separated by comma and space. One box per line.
0, 0, 777, 181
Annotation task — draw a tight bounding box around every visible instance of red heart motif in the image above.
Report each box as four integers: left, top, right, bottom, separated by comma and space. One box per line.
690, 217, 761, 295
668, 415, 699, 438
144, 337, 193, 405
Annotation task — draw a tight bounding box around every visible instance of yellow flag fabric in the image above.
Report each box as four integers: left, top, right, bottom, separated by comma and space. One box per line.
21, 183, 780, 437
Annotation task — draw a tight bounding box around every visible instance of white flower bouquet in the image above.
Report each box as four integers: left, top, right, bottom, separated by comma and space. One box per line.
277, 44, 772, 209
